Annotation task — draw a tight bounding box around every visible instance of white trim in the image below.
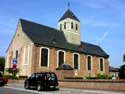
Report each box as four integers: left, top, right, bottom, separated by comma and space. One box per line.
5, 54, 9, 68
22, 46, 26, 65
99, 57, 105, 73
57, 50, 66, 68
39, 47, 50, 68
23, 46, 30, 66
73, 53, 80, 70
86, 55, 93, 72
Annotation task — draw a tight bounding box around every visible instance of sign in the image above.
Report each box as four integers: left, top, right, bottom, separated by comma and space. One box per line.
12, 59, 17, 70
12, 64, 17, 70
13, 59, 17, 65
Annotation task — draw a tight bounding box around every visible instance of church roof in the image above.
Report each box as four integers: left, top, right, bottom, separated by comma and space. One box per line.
58, 9, 80, 22
20, 19, 109, 58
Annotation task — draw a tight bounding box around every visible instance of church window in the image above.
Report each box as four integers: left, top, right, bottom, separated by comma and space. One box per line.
76, 24, 78, 30
40, 48, 49, 67
87, 56, 92, 71
64, 22, 66, 29
57, 50, 65, 67
73, 53, 79, 70
99, 58, 104, 71
71, 22, 73, 29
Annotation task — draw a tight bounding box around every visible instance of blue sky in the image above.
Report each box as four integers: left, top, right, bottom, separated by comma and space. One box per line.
0, 0, 125, 68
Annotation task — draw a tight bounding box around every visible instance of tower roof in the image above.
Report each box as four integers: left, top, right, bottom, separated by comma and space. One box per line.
58, 9, 80, 22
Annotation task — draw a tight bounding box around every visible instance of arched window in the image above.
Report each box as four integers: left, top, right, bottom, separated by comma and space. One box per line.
71, 22, 73, 29
87, 56, 92, 71
76, 24, 78, 30
64, 22, 66, 29
73, 53, 79, 70
100, 58, 104, 71
40, 48, 49, 67
57, 50, 65, 67
60, 24, 62, 30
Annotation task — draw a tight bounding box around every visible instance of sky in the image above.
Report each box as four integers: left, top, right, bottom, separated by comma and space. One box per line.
0, 0, 125, 68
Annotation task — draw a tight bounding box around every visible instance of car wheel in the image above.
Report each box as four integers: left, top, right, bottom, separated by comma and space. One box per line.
24, 82, 30, 89
37, 84, 44, 91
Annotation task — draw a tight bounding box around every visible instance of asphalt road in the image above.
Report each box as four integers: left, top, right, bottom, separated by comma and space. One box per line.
0, 84, 124, 94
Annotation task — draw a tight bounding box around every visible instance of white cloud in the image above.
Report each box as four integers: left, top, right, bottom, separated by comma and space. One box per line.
81, 18, 120, 27
96, 31, 109, 45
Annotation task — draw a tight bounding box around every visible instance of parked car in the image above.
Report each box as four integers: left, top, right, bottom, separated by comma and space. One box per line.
0, 73, 8, 86
24, 72, 58, 91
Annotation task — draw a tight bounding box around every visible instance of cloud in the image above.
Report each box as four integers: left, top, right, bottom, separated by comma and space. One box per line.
96, 31, 109, 45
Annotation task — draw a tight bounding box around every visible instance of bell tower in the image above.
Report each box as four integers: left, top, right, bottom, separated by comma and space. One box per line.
58, 8, 81, 45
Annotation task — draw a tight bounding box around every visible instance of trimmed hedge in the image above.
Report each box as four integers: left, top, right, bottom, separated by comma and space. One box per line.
64, 77, 83, 79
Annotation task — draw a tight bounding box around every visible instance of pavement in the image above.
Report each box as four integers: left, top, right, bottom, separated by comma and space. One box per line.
0, 83, 125, 94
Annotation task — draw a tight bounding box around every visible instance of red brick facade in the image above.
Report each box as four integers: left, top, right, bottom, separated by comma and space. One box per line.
30, 45, 109, 79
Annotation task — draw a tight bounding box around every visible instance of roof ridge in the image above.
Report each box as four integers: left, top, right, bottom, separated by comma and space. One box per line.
20, 18, 60, 32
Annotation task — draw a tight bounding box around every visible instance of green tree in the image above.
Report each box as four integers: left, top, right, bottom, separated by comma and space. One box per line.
123, 54, 125, 62
0, 57, 5, 72
119, 64, 125, 79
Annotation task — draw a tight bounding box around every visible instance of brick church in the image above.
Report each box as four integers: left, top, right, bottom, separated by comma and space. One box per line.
5, 9, 109, 78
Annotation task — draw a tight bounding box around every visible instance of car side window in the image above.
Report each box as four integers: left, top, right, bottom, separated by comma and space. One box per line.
30, 74, 35, 78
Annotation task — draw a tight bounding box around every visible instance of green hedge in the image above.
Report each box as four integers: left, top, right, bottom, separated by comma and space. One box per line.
86, 74, 112, 79
64, 77, 83, 79
4, 75, 19, 80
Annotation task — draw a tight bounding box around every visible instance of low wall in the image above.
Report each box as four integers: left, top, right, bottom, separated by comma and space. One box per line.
59, 80, 125, 91
8, 79, 125, 91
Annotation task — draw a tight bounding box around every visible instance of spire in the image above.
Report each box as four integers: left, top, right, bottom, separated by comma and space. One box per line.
68, 1, 70, 9
58, 9, 80, 22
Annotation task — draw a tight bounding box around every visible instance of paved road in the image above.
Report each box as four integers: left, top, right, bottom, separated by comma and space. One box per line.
0, 84, 124, 94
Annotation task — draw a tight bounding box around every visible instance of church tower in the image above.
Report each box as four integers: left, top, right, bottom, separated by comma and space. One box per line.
58, 9, 81, 45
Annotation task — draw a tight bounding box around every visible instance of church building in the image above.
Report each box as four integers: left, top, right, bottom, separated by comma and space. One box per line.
5, 9, 109, 78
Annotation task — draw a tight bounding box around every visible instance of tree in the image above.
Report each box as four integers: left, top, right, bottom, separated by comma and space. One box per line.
0, 57, 5, 72
119, 64, 125, 79
123, 54, 125, 62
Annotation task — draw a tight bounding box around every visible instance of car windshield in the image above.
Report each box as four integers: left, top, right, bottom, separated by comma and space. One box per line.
0, 73, 2, 77
46, 73, 55, 78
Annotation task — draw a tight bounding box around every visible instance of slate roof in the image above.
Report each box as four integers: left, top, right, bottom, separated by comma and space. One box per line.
20, 19, 109, 58
109, 66, 119, 72
58, 9, 80, 22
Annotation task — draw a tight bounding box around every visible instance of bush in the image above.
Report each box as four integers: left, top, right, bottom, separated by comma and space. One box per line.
96, 74, 109, 79
19, 76, 28, 79
86, 74, 112, 79
4, 75, 19, 79
0, 57, 5, 72
64, 77, 83, 79
86, 77, 97, 79
119, 64, 125, 79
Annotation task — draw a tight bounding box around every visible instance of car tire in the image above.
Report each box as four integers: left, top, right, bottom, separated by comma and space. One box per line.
37, 84, 44, 91
24, 82, 30, 89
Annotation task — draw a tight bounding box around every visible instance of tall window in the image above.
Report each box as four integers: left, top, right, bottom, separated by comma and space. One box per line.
100, 58, 104, 71
64, 22, 66, 29
73, 54, 79, 70
60, 24, 62, 30
58, 51, 65, 67
71, 22, 73, 29
41, 48, 49, 67
23, 46, 30, 65
76, 24, 78, 30
87, 56, 92, 71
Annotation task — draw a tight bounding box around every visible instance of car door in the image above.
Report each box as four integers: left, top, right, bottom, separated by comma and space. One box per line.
29, 74, 37, 87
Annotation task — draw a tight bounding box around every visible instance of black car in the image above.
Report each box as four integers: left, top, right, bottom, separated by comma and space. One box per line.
0, 73, 8, 86
24, 72, 58, 91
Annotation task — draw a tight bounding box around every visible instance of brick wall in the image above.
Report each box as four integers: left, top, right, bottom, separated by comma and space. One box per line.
59, 80, 125, 91
31, 45, 109, 78
8, 79, 125, 91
